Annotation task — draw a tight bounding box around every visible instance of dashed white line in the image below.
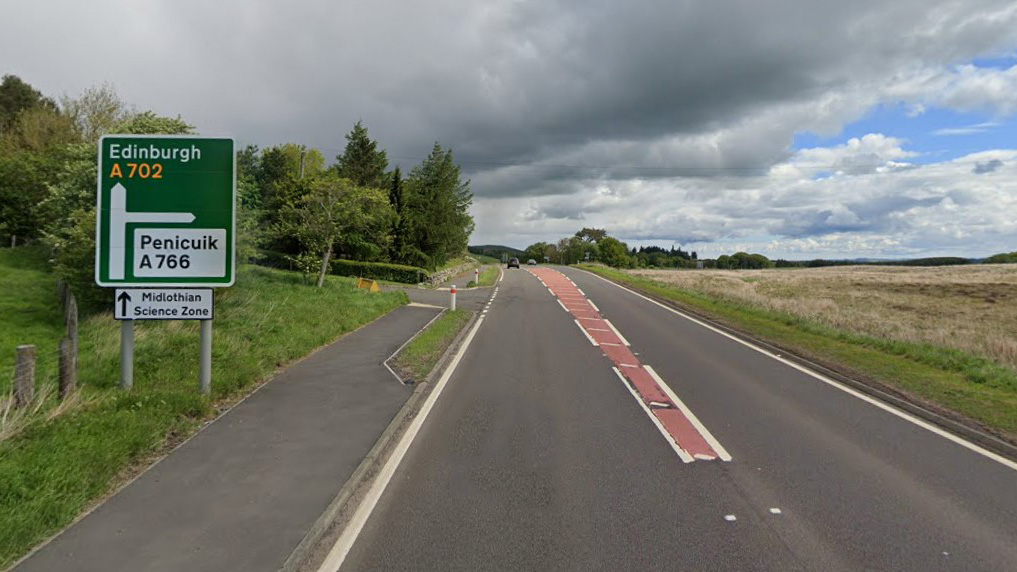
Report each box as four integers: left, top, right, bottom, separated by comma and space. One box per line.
613, 367, 694, 463
556, 299, 569, 313
587, 299, 601, 312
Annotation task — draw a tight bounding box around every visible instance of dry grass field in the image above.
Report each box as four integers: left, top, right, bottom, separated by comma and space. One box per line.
630, 264, 1017, 371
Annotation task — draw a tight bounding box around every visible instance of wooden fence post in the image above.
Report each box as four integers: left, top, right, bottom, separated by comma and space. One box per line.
14, 345, 35, 408
59, 338, 76, 400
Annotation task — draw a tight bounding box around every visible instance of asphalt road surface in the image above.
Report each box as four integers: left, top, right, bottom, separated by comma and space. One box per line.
331, 266, 1017, 571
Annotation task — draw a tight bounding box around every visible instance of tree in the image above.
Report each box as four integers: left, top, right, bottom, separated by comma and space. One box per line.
112, 111, 192, 135
523, 242, 551, 263
1, 106, 78, 152
282, 173, 394, 287
334, 121, 388, 188
986, 251, 1017, 264
388, 167, 408, 260
575, 227, 607, 243
60, 83, 131, 142
0, 74, 56, 134
403, 143, 474, 269
598, 236, 631, 268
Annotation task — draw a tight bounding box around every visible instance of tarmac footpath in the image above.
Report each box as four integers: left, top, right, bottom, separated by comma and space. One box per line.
13, 305, 442, 572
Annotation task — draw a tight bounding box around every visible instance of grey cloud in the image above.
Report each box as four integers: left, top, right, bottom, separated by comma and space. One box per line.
973, 159, 1003, 174
4, 0, 1017, 254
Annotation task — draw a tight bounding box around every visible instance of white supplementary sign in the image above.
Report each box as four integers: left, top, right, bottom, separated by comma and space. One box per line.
114, 288, 214, 320
133, 228, 227, 277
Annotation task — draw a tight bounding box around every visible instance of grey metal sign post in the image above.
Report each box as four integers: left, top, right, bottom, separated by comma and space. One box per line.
96, 136, 235, 395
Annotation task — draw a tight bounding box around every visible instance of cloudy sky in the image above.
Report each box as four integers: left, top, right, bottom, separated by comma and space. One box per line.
4, 0, 1017, 258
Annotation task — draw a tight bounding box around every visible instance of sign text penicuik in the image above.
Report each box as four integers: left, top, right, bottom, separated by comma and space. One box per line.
95, 135, 236, 287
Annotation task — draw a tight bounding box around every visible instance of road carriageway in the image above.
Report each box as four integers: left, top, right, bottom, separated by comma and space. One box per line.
527, 267, 730, 463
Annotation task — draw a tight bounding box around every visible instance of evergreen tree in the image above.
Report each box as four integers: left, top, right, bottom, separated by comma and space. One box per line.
334, 121, 388, 188
403, 143, 474, 269
388, 167, 407, 260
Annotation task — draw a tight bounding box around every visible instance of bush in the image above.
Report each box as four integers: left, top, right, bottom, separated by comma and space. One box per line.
330, 259, 429, 283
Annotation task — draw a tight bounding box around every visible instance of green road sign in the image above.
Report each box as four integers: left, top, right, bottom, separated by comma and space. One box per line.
95, 135, 236, 287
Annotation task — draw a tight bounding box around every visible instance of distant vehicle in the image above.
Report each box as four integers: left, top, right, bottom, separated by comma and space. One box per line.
507, 257, 520, 268
527, 259, 537, 265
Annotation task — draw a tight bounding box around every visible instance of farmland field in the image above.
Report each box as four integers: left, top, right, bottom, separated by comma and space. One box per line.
629, 264, 1017, 371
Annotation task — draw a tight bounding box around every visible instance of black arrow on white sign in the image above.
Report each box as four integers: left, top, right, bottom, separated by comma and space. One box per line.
118, 291, 132, 317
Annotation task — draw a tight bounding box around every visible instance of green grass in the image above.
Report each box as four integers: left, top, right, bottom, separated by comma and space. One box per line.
477, 265, 500, 287
578, 264, 1017, 439
0, 259, 407, 567
435, 256, 475, 273
0, 247, 65, 395
471, 253, 502, 265
393, 310, 472, 383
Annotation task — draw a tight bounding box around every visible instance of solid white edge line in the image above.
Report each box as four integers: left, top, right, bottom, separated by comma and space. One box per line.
603, 319, 632, 346
587, 299, 601, 313
645, 365, 732, 462
581, 270, 1017, 473
574, 320, 599, 346
577, 288, 586, 295
613, 367, 694, 463
317, 315, 488, 571
556, 299, 569, 313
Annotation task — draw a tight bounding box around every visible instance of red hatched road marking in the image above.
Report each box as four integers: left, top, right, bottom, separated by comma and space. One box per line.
527, 267, 729, 463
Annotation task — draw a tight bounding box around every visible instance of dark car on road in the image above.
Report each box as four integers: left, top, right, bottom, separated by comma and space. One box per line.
507, 257, 520, 268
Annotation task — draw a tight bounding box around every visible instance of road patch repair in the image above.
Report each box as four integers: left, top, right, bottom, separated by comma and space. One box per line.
527, 267, 730, 464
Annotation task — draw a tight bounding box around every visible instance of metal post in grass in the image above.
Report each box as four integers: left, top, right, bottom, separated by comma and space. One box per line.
14, 345, 35, 408
121, 320, 134, 390
200, 319, 212, 395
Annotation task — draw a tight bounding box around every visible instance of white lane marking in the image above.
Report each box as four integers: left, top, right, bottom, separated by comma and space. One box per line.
603, 320, 631, 346
645, 365, 732, 462
582, 270, 1017, 472
619, 363, 639, 368
317, 315, 488, 572
694, 453, 716, 460
556, 299, 569, 313
724, 515, 737, 522
600, 342, 622, 347
383, 309, 446, 384
587, 299, 601, 312
769, 508, 782, 515
587, 328, 611, 332
613, 367, 694, 463
577, 288, 586, 295
575, 320, 599, 346
406, 302, 443, 309
497, 268, 504, 283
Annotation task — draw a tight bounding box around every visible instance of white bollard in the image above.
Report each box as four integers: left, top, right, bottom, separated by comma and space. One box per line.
450, 285, 457, 311
474, 268, 480, 286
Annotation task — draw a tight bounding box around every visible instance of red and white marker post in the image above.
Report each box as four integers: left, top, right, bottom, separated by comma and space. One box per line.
450, 284, 457, 311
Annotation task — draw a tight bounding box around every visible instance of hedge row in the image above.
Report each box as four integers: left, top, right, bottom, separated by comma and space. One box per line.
331, 259, 429, 284
253, 250, 429, 284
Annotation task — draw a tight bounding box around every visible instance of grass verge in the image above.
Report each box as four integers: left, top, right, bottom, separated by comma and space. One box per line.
0, 261, 407, 568
0, 247, 64, 395
477, 266, 500, 287
577, 264, 1017, 441
392, 310, 473, 383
